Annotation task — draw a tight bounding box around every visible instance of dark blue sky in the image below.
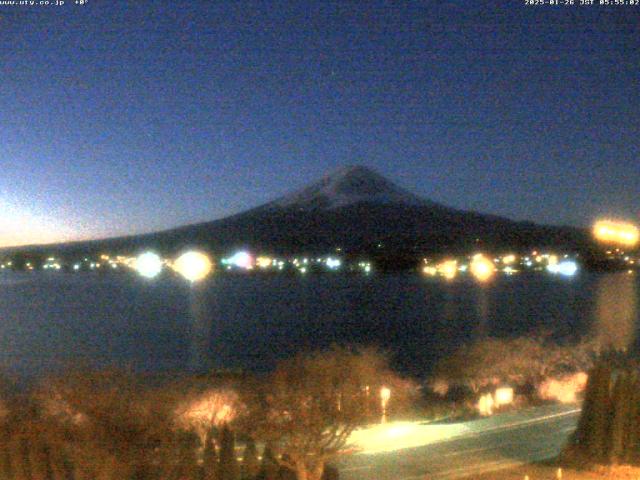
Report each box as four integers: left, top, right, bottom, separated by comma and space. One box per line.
1, 1, 638, 246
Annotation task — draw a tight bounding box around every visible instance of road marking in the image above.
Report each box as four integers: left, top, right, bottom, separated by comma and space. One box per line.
475, 409, 581, 433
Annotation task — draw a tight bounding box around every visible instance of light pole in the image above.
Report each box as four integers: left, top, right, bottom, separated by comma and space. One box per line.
380, 386, 391, 424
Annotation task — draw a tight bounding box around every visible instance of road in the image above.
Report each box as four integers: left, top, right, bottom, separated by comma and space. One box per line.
338, 404, 580, 480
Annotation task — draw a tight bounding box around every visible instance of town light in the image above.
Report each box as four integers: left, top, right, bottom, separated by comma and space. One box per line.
174, 251, 213, 282
547, 260, 578, 277
437, 260, 457, 280
593, 220, 639, 247
423, 266, 437, 277
256, 256, 273, 269
326, 257, 341, 269
227, 251, 253, 269
502, 254, 516, 265
135, 252, 163, 278
470, 254, 495, 282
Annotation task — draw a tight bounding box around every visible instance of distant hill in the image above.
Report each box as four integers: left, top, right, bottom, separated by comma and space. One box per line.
2, 166, 592, 262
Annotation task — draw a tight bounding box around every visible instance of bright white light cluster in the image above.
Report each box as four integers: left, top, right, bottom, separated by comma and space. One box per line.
224, 251, 253, 269
174, 251, 213, 282
135, 252, 164, 278
135, 250, 215, 282
547, 260, 578, 277
326, 257, 341, 269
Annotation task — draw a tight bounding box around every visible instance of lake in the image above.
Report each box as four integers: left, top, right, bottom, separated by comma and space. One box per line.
0, 271, 637, 380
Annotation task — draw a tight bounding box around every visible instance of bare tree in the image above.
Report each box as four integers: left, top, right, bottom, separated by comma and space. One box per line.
33, 369, 199, 480
433, 336, 597, 394
248, 346, 415, 480
173, 387, 243, 444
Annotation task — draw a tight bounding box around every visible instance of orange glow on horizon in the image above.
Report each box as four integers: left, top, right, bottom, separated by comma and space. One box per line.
0, 199, 179, 249
593, 219, 639, 248
0, 200, 77, 248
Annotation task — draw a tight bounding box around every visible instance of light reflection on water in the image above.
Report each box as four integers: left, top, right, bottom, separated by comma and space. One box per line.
188, 284, 212, 372
475, 286, 490, 337
0, 271, 637, 378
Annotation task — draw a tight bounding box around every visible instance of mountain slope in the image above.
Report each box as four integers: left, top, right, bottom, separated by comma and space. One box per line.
3, 166, 590, 258
265, 165, 433, 210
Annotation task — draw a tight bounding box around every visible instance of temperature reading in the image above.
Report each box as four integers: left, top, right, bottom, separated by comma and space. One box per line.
74, 0, 88, 4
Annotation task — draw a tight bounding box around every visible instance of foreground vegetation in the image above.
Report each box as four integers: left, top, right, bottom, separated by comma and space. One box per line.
432, 336, 597, 395
427, 336, 598, 418
0, 346, 415, 480
0, 337, 615, 480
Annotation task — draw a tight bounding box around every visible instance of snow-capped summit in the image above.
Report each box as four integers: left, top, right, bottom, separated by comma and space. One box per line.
270, 165, 431, 210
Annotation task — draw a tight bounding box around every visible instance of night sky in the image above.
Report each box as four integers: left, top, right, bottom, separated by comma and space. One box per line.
1, 1, 638, 247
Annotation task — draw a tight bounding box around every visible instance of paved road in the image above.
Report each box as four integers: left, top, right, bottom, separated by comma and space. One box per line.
338, 404, 580, 480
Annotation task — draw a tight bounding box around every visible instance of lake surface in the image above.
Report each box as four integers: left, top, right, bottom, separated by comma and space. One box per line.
0, 271, 637, 380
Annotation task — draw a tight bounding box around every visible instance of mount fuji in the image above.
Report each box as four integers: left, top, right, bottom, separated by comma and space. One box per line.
6, 166, 590, 262
266, 165, 432, 210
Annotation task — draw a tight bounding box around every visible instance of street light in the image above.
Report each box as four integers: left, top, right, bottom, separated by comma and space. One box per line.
470, 253, 495, 282
174, 251, 213, 282
134, 251, 163, 279
436, 259, 457, 280
380, 386, 391, 424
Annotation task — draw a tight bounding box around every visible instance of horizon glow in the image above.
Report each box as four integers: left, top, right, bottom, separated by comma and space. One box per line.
0, 199, 74, 248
